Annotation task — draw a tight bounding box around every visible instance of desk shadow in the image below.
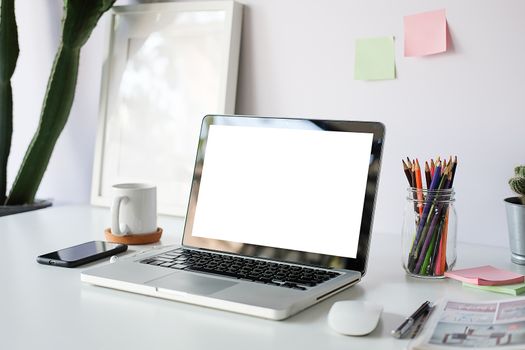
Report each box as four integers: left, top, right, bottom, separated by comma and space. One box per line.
81, 281, 388, 347
80, 285, 279, 341
286, 284, 366, 324
403, 274, 446, 284
370, 312, 405, 338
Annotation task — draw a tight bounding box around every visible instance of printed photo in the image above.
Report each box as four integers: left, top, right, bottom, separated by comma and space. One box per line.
429, 321, 525, 348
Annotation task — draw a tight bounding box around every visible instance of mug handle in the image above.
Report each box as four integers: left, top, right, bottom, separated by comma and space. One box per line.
111, 195, 129, 236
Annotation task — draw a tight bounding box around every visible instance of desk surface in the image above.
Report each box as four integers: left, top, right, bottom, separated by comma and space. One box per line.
1, 205, 523, 349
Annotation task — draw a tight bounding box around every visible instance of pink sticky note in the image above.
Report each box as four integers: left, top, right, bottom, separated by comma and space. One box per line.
444, 265, 525, 286
404, 9, 447, 57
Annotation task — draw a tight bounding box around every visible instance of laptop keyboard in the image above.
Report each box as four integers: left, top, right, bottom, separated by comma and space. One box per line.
140, 248, 341, 291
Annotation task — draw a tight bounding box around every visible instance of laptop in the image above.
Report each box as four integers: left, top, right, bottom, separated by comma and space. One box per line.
81, 115, 385, 320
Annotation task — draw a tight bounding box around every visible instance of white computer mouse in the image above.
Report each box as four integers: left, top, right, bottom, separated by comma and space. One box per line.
327, 300, 383, 336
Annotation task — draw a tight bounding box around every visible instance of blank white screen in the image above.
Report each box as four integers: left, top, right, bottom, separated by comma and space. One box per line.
191, 124, 373, 258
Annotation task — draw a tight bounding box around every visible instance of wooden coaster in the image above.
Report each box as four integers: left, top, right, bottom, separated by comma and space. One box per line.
104, 227, 163, 245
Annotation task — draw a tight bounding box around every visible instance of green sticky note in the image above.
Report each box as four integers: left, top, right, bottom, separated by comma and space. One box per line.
354, 36, 396, 81
463, 282, 525, 296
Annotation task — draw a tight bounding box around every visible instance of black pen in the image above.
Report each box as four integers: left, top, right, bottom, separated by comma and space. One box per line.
410, 305, 435, 339
391, 301, 431, 338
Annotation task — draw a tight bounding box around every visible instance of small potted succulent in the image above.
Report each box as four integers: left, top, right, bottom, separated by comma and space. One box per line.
505, 165, 525, 264
0, 0, 115, 216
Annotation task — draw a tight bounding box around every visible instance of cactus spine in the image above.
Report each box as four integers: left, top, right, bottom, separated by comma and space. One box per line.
0, 0, 18, 204
6, 0, 115, 205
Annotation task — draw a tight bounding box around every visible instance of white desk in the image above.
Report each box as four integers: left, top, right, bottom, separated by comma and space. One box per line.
1, 205, 523, 350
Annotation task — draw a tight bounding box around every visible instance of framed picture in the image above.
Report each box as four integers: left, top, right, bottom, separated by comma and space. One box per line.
91, 1, 243, 216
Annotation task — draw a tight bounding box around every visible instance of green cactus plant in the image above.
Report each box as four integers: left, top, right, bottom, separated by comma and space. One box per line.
0, 0, 18, 205
2, 0, 115, 205
509, 165, 525, 204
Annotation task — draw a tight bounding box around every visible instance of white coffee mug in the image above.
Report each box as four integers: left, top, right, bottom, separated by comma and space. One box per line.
111, 183, 157, 236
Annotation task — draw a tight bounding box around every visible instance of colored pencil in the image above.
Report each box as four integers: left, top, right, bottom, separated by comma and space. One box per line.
411, 163, 416, 188
418, 210, 442, 275
449, 156, 458, 187
406, 158, 415, 188
403, 159, 420, 216
415, 159, 423, 216
434, 210, 448, 276
445, 168, 453, 190
434, 229, 444, 276
438, 210, 450, 275
409, 161, 420, 214
402, 160, 412, 186
424, 161, 431, 189
429, 218, 445, 275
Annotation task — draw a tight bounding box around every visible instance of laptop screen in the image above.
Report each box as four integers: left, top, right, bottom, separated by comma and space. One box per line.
183, 116, 384, 274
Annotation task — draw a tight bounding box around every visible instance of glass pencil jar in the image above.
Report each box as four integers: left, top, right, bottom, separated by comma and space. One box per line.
401, 187, 457, 278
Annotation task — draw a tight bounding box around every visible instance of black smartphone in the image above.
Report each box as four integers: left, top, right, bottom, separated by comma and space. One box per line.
37, 241, 127, 268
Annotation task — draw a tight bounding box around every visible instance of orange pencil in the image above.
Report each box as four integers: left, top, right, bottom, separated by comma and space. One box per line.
415, 159, 423, 216
435, 234, 443, 275
430, 159, 435, 178
437, 210, 450, 275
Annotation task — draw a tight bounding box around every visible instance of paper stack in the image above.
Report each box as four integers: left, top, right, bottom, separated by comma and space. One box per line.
445, 265, 525, 295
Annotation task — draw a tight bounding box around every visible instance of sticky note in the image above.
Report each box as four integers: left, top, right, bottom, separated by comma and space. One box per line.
445, 265, 525, 286
463, 282, 525, 296
354, 36, 395, 81
404, 9, 447, 57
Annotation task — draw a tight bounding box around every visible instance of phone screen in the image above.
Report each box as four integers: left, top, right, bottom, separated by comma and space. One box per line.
37, 241, 127, 267
41, 241, 120, 261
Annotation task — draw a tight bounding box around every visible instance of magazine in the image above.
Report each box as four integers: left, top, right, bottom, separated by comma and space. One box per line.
409, 298, 525, 349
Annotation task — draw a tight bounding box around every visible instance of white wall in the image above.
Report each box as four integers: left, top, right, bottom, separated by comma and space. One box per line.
9, 0, 525, 248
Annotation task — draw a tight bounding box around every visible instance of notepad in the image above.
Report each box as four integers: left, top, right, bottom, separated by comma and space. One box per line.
463, 281, 525, 296
444, 265, 524, 286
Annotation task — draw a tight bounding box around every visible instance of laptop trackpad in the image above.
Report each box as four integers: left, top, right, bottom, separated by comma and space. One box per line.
146, 272, 237, 296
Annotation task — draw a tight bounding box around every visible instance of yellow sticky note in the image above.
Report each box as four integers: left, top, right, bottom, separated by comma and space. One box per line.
354, 36, 395, 81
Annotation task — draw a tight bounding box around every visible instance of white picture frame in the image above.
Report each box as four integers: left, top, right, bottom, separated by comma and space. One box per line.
91, 1, 243, 216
